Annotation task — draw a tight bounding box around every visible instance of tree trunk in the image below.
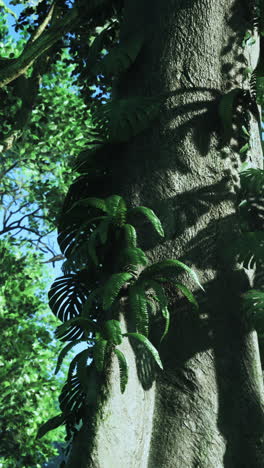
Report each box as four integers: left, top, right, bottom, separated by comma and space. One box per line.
66, 1, 264, 467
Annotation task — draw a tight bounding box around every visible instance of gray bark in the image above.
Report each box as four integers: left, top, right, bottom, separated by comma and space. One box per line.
66, 1, 264, 467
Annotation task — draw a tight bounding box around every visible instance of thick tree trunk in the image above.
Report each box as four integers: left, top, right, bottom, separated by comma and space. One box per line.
66, 1, 264, 467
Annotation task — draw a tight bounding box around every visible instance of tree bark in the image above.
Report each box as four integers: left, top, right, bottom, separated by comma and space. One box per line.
66, 1, 264, 467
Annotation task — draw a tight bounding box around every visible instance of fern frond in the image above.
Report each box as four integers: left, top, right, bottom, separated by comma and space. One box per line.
97, 218, 110, 244
227, 231, 264, 267
128, 284, 149, 336
140, 259, 204, 290
160, 306, 170, 342
83, 288, 103, 316
93, 338, 108, 372
103, 272, 133, 310
240, 168, 264, 194
105, 195, 127, 216
123, 332, 163, 369
243, 289, 264, 332
122, 224, 137, 247
114, 348, 129, 393
91, 31, 143, 77
142, 279, 168, 309
174, 282, 199, 309
128, 206, 164, 237
118, 247, 148, 270
55, 340, 84, 375
103, 319, 122, 345
69, 197, 107, 214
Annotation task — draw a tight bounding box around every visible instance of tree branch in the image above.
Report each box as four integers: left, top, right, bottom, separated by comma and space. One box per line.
0, 0, 109, 88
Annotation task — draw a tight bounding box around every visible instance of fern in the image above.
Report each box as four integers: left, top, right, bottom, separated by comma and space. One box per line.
98, 218, 110, 244
123, 332, 163, 369
174, 282, 199, 308
227, 232, 264, 267
240, 168, 264, 194
140, 259, 204, 290
122, 223, 137, 247
114, 348, 129, 393
93, 337, 108, 372
91, 31, 143, 77
55, 339, 85, 375
105, 195, 127, 216
83, 288, 103, 315
103, 272, 133, 310
118, 247, 148, 270
128, 284, 149, 336
243, 289, 264, 332
128, 206, 164, 237
93, 97, 161, 142
68, 197, 107, 214
103, 319, 122, 345
160, 306, 170, 342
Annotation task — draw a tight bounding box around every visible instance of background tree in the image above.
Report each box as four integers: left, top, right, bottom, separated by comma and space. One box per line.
1, 1, 264, 468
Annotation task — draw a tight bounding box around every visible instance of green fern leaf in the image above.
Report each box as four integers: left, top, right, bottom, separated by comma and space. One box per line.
91, 31, 143, 77
175, 283, 199, 309
140, 259, 204, 290
55, 340, 84, 375
67, 350, 88, 382
227, 232, 264, 267
93, 97, 161, 143
93, 338, 108, 372
105, 195, 127, 216
114, 348, 129, 393
124, 332, 163, 369
103, 319, 122, 345
243, 289, 264, 332
142, 279, 168, 309
118, 247, 148, 270
122, 224, 137, 247
218, 88, 241, 141
103, 272, 133, 310
37, 414, 65, 439
240, 168, 264, 194
128, 206, 164, 237
160, 306, 170, 342
129, 284, 149, 336
83, 288, 103, 315
68, 197, 107, 214
98, 218, 110, 244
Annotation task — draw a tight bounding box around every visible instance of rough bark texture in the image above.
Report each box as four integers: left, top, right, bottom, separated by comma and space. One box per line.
66, 1, 264, 467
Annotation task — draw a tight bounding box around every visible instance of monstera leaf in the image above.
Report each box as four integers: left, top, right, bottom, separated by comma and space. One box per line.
48, 273, 90, 322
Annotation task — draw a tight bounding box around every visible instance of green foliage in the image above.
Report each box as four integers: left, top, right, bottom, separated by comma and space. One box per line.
114, 348, 128, 393
128, 206, 165, 237
103, 319, 123, 345
129, 283, 149, 335
55, 340, 85, 375
37, 414, 65, 440
93, 337, 108, 371
0, 241, 64, 467
103, 272, 134, 310
123, 333, 163, 369
243, 290, 264, 332
140, 259, 204, 290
